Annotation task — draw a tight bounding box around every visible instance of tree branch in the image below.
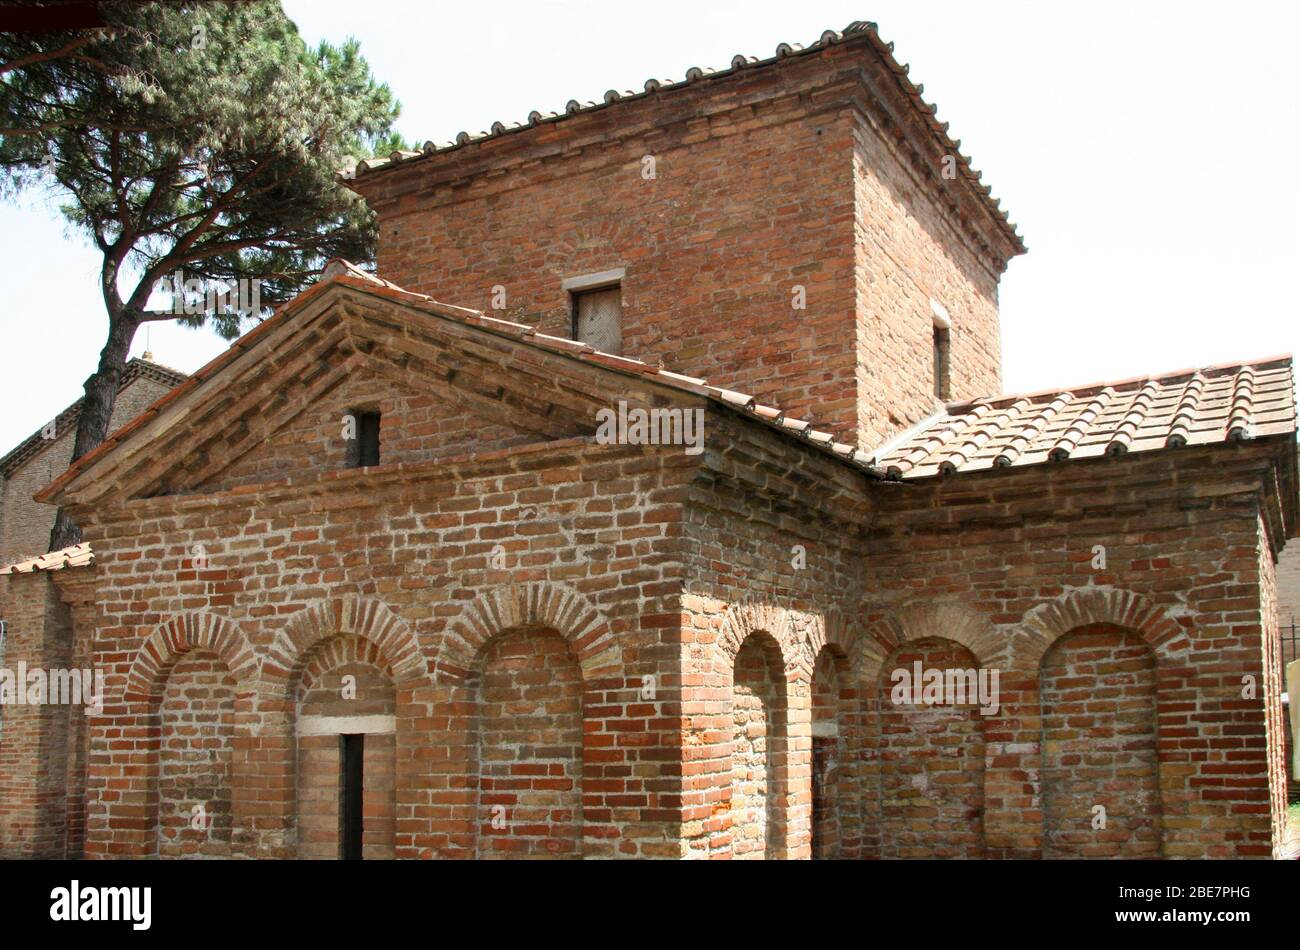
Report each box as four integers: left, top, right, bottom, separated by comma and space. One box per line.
0, 34, 98, 77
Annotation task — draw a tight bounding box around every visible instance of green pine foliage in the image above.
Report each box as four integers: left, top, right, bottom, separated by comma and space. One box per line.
0, 1, 408, 549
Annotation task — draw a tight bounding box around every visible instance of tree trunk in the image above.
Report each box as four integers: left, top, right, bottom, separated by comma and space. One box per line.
47, 315, 137, 551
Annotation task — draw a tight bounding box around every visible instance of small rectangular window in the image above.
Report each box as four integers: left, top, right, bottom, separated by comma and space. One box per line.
933, 325, 951, 401
339, 733, 364, 860
930, 298, 953, 402
571, 285, 622, 355
347, 410, 381, 468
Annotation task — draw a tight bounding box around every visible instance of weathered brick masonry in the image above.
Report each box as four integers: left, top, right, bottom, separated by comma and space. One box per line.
0, 358, 185, 568
1, 20, 1296, 860
360, 25, 1018, 449
0, 358, 182, 858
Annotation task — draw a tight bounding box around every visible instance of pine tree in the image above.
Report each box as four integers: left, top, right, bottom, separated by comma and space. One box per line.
0, 1, 406, 549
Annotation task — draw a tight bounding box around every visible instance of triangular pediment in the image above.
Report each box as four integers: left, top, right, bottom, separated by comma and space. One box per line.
192, 363, 560, 494
43, 279, 705, 510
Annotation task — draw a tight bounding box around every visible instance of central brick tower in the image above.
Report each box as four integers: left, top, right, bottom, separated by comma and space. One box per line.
350, 21, 1024, 448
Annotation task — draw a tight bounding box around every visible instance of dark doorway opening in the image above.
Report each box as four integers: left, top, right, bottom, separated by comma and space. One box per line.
339, 733, 364, 860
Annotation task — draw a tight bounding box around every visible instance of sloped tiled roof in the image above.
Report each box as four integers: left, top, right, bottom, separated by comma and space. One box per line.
0, 358, 188, 478
35, 260, 882, 504
348, 20, 1023, 256
0, 542, 93, 575
314, 264, 881, 470
36, 263, 1299, 506
868, 357, 1296, 479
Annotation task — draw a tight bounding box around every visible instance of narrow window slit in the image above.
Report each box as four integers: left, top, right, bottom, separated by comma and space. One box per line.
347, 410, 381, 468
339, 733, 364, 860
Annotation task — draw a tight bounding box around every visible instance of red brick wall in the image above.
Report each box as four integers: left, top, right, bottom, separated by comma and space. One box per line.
857, 448, 1287, 859
358, 43, 1005, 449
852, 114, 1002, 445
473, 628, 583, 858
1040, 624, 1160, 858
69, 430, 688, 860
677, 420, 1291, 860
371, 113, 857, 439
18, 351, 1290, 862
20, 426, 1289, 857
0, 572, 75, 857
157, 651, 235, 857
878, 639, 985, 859
677, 413, 870, 860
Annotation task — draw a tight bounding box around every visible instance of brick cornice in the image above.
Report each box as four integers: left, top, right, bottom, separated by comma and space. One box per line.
692, 407, 875, 530
351, 39, 1020, 273
871, 439, 1295, 531
49, 566, 97, 608
847, 88, 1017, 279
356, 64, 857, 213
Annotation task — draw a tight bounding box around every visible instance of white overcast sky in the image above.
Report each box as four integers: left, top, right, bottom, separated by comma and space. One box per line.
1, 0, 1297, 452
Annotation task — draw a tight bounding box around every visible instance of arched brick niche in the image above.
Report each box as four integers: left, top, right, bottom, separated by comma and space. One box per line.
1016, 588, 1189, 858
730, 630, 790, 859
156, 651, 236, 857
810, 645, 854, 859
436, 583, 622, 859
710, 603, 802, 860
470, 626, 584, 858
265, 597, 425, 860
1039, 623, 1161, 858
120, 613, 255, 859
855, 601, 998, 860
876, 637, 987, 859
294, 635, 397, 860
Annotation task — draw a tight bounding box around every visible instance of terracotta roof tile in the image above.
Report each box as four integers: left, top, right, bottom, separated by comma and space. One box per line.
869, 357, 1296, 479
0, 542, 93, 575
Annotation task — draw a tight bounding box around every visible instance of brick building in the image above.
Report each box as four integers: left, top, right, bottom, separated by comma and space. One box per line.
0, 357, 186, 569
0, 20, 1296, 860
0, 357, 185, 856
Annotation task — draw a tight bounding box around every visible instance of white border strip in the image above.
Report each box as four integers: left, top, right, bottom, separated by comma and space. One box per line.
297, 714, 395, 736
562, 268, 626, 292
